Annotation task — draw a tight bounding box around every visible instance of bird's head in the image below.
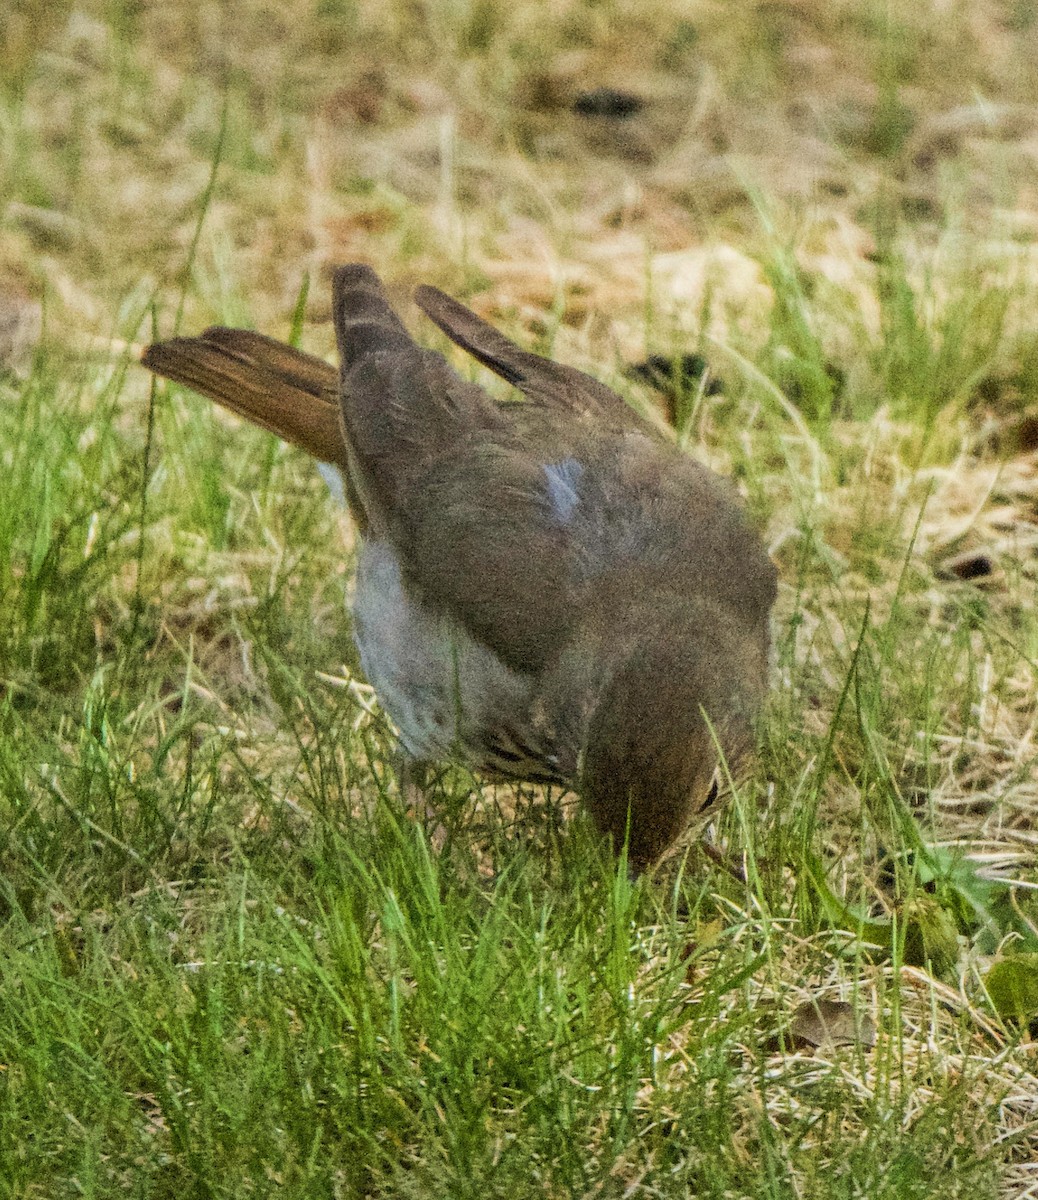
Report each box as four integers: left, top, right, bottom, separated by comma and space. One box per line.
540, 585, 769, 870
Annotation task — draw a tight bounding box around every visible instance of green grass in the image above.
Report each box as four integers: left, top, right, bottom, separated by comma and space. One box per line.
2, 0, 1038, 1195
2, 262, 1035, 1197
0, 836, 1007, 1197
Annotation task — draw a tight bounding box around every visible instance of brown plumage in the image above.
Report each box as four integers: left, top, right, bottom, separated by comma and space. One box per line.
141, 264, 776, 868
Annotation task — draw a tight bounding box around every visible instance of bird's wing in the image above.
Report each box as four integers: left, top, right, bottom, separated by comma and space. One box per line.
331, 265, 511, 537
332, 266, 775, 675
393, 424, 775, 676
414, 284, 640, 423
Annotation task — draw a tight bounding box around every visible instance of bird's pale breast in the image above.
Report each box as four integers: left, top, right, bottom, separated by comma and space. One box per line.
352, 539, 560, 781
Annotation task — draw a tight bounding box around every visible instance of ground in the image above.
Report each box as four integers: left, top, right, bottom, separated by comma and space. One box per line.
1, 1, 1038, 1196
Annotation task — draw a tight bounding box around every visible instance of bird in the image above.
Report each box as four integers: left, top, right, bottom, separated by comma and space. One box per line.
141, 264, 776, 869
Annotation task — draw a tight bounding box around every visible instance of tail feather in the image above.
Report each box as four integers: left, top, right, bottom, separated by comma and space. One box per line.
141, 329, 344, 467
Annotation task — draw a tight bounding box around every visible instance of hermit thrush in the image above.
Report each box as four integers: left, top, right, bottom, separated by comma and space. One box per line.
142, 265, 775, 867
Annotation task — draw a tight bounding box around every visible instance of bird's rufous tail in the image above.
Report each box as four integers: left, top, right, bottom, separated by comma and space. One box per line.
141, 326, 344, 466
